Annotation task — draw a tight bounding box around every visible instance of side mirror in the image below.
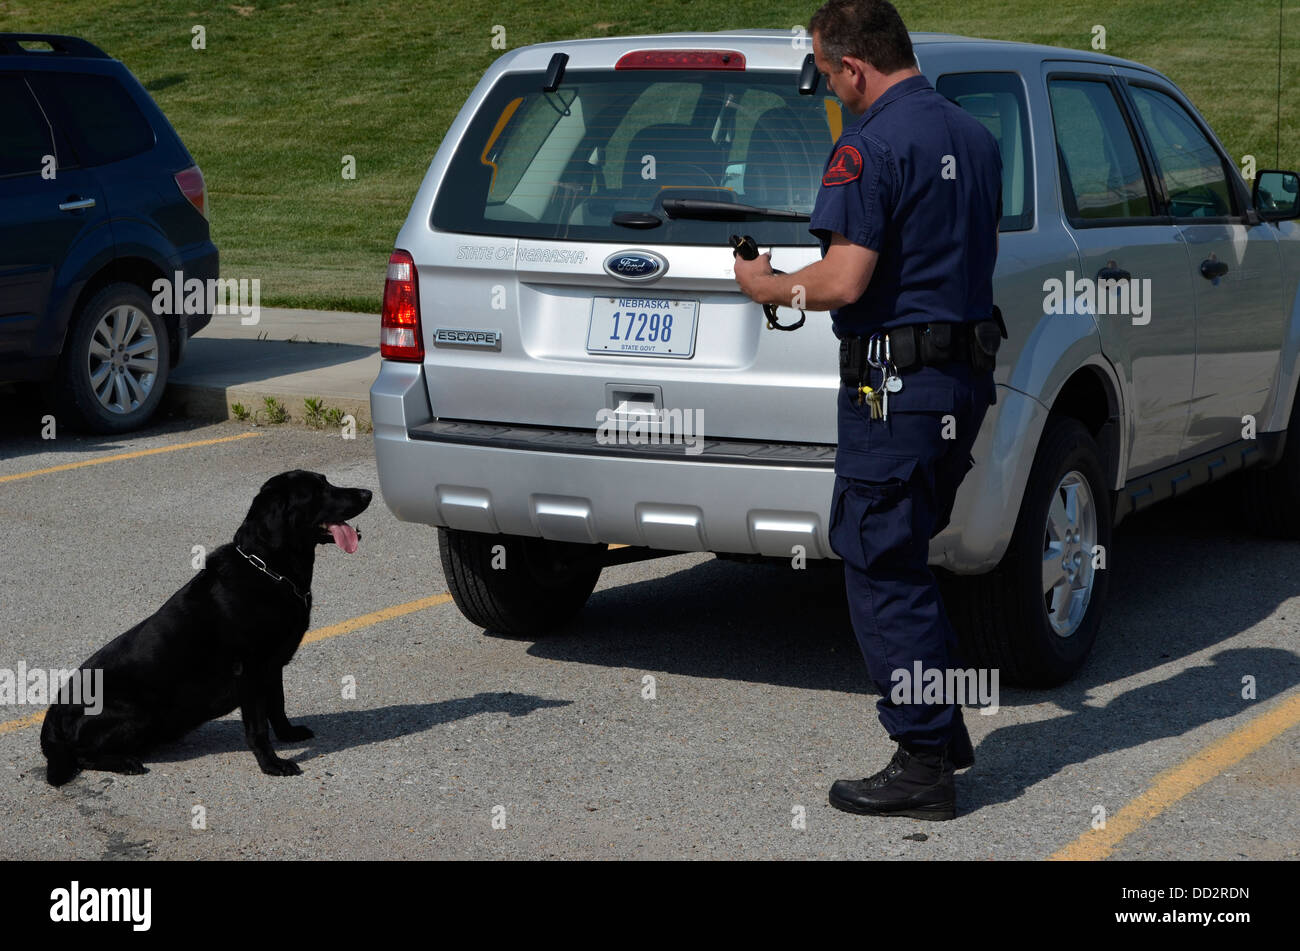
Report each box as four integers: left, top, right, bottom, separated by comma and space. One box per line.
1253, 169, 1300, 221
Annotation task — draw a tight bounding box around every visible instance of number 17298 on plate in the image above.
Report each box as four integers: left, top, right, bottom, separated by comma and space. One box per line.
586, 297, 698, 358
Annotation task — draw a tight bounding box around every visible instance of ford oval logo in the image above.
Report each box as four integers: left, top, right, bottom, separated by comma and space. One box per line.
603, 250, 667, 283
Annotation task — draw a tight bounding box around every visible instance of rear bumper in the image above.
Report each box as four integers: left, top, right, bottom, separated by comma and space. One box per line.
373, 362, 838, 557
371, 361, 1038, 571
178, 241, 218, 339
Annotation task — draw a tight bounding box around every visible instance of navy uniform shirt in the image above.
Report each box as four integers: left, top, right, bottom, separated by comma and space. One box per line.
809, 75, 1002, 337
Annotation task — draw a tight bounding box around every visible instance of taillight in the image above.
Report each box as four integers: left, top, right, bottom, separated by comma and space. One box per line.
174, 165, 207, 219
381, 250, 423, 361
615, 50, 745, 70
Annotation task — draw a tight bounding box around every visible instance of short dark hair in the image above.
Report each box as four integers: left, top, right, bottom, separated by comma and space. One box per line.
809, 0, 916, 75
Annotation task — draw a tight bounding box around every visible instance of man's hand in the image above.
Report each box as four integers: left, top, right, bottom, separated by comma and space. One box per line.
732, 249, 775, 301
731, 233, 879, 312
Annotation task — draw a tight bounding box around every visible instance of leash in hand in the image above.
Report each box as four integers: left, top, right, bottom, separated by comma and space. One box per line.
730, 234, 805, 331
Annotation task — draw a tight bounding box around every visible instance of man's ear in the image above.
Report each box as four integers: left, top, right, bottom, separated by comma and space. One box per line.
847, 57, 872, 90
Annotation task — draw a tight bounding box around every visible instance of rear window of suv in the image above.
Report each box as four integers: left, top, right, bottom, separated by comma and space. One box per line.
432, 69, 841, 246
29, 72, 155, 167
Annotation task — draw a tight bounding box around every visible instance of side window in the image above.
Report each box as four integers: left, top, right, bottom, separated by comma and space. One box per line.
0, 76, 55, 178
29, 72, 154, 167
935, 72, 1034, 231
1128, 84, 1235, 218
1048, 78, 1153, 221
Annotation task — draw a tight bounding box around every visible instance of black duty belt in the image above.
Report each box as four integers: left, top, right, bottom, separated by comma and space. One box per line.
839, 312, 1006, 389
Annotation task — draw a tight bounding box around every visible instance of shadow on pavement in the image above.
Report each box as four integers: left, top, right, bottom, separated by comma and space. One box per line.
0, 384, 229, 463
170, 337, 374, 389
520, 476, 1300, 735
147, 692, 572, 765
958, 646, 1299, 814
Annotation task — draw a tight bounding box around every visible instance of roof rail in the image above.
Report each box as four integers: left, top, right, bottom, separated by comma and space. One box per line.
0, 34, 109, 58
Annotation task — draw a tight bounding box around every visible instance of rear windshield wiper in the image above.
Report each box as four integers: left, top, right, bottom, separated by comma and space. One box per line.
660, 199, 811, 222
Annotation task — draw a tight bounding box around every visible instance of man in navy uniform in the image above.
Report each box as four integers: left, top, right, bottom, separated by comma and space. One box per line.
733, 0, 1002, 820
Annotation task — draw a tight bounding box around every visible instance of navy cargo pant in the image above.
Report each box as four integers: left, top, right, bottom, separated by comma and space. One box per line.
829, 358, 995, 752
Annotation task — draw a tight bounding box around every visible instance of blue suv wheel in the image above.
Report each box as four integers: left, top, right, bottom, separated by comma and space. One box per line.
49, 283, 170, 433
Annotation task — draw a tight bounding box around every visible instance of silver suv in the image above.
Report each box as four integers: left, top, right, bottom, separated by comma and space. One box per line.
371, 30, 1300, 685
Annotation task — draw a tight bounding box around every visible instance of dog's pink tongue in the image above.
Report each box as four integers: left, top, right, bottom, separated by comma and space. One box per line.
328, 522, 359, 553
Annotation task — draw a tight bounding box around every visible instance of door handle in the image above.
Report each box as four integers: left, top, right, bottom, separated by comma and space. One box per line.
1096, 260, 1131, 282
58, 197, 96, 212
1200, 257, 1229, 281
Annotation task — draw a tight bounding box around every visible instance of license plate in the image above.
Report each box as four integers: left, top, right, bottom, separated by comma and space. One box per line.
586, 297, 698, 358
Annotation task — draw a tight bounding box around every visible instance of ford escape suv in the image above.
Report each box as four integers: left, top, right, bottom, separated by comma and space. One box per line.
371, 31, 1300, 685
0, 33, 217, 433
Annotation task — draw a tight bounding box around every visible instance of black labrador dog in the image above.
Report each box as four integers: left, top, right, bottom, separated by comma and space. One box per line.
41, 470, 371, 785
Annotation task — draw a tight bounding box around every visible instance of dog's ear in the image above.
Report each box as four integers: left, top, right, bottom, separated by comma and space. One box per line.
234, 474, 303, 552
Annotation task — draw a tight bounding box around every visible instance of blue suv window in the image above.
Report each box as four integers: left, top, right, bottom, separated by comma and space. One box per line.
30, 72, 155, 167
433, 70, 841, 246
0, 76, 55, 178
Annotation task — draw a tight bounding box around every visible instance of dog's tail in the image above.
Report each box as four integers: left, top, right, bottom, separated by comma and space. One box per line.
40, 708, 79, 787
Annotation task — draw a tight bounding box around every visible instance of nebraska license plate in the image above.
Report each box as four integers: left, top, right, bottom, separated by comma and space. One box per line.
586, 297, 698, 358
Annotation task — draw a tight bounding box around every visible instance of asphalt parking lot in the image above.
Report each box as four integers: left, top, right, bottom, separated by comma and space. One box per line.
0, 403, 1297, 860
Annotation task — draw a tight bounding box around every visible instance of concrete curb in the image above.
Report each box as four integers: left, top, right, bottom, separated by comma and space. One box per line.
164, 308, 379, 430
162, 383, 372, 430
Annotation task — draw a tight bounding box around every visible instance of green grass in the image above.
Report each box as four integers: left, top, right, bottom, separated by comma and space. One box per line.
3, 0, 1295, 311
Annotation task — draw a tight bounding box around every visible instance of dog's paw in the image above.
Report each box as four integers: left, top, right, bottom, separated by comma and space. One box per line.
119, 760, 149, 776
259, 758, 303, 777
275, 724, 314, 742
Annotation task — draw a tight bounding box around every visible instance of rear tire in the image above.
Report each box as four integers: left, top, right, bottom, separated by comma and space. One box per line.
49, 283, 170, 434
946, 416, 1112, 686
439, 528, 604, 637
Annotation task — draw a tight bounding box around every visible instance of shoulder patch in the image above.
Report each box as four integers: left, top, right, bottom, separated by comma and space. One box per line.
823, 145, 863, 186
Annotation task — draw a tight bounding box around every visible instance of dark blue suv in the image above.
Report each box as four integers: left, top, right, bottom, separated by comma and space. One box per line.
0, 33, 218, 432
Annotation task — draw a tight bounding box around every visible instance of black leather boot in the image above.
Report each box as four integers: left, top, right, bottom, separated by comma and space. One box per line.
829, 745, 956, 820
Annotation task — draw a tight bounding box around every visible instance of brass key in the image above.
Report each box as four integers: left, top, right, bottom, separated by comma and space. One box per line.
860, 385, 884, 420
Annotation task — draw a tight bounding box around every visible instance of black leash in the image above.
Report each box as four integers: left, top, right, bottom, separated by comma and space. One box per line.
730, 234, 805, 331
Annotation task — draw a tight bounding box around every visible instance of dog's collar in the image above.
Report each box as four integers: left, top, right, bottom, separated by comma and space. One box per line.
235, 546, 312, 608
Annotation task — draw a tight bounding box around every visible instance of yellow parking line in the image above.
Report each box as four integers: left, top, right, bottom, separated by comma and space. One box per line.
302, 594, 453, 645
1050, 691, 1300, 860
0, 432, 261, 483
0, 710, 47, 737
0, 594, 454, 735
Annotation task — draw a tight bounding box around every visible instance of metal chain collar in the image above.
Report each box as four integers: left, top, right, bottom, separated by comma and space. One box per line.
235, 546, 312, 607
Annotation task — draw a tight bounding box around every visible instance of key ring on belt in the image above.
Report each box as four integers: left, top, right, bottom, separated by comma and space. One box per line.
866, 333, 897, 383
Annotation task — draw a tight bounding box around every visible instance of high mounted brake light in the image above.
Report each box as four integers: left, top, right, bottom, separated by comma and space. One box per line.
381, 250, 423, 361
615, 50, 745, 71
